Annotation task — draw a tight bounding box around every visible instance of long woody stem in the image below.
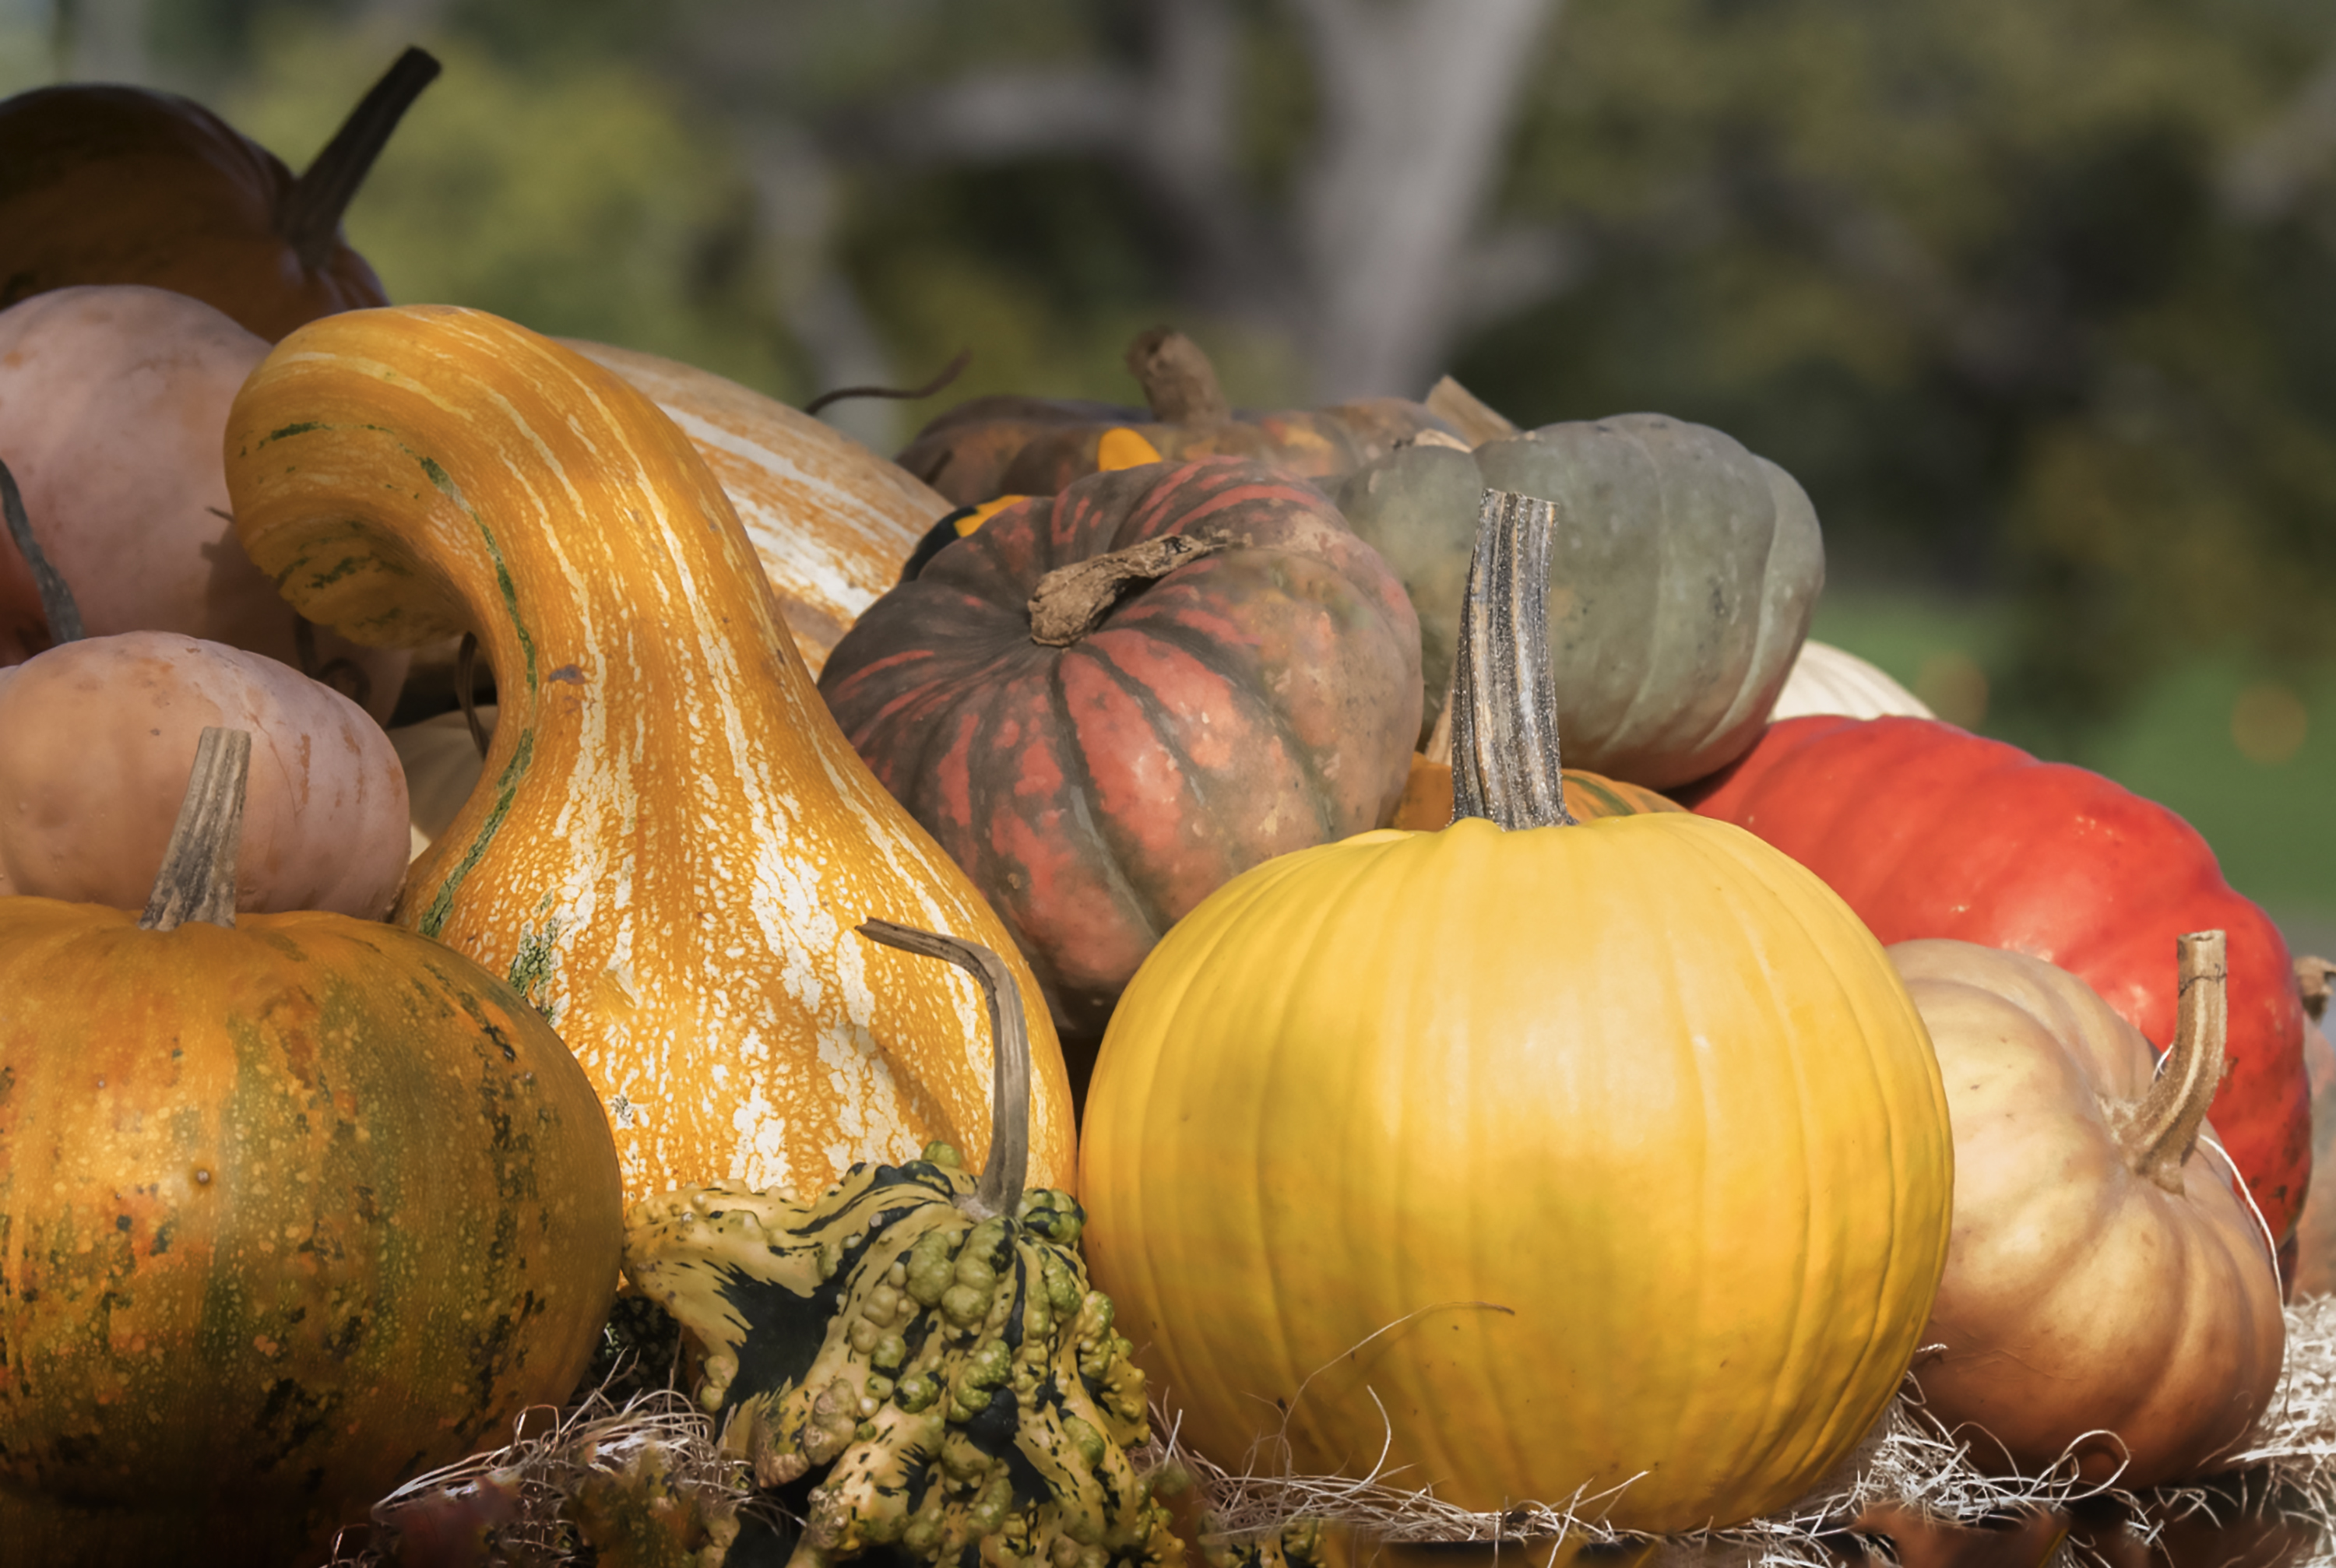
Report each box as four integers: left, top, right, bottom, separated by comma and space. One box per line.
2123, 930, 2229, 1189
1451, 488, 1572, 831
280, 47, 442, 269
857, 920, 1031, 1218
139, 728, 252, 933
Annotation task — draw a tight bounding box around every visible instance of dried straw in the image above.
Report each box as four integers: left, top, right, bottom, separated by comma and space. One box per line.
339, 1299, 2336, 1566
329, 1383, 761, 1566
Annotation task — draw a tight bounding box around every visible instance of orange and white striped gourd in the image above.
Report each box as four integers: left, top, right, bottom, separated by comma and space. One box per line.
223, 304, 1076, 1202
565, 339, 951, 675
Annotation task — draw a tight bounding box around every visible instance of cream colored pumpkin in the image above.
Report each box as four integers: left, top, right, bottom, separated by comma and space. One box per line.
564, 339, 950, 674
1768, 638, 1932, 722
0, 285, 406, 717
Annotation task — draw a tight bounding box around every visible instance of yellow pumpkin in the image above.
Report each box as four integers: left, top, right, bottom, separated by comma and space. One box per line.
1078, 490, 1954, 1534
222, 304, 1077, 1203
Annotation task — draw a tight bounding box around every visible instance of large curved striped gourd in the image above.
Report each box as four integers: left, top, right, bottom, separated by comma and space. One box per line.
222, 304, 1077, 1201
565, 339, 951, 675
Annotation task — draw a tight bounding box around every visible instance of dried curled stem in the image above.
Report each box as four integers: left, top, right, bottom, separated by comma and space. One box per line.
1027, 534, 1219, 647
1, 455, 82, 644
280, 47, 442, 269
855, 919, 1030, 1218
2121, 930, 2229, 1190
1125, 327, 1230, 427
1450, 488, 1571, 831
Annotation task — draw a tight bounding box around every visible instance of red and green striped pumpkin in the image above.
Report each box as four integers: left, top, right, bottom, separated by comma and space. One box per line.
818, 455, 1422, 1046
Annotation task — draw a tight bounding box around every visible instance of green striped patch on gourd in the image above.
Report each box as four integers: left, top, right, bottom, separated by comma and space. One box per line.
1335, 415, 1823, 789
623, 924, 1173, 1568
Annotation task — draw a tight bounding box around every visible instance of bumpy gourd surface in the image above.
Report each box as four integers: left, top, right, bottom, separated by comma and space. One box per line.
1082, 812, 1954, 1534
628, 1148, 1172, 1568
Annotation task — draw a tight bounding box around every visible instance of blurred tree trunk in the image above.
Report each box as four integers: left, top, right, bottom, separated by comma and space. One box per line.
738, 118, 903, 450
834, 0, 1567, 402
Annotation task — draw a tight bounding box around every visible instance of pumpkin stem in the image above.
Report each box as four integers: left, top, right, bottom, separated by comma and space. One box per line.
1423, 375, 1520, 448
2122, 930, 2229, 1190
278, 46, 442, 271
1451, 487, 1573, 831
0, 455, 82, 644
1125, 327, 1231, 427
856, 920, 1030, 1219
139, 727, 252, 933
2296, 955, 2334, 1025
1027, 533, 1219, 647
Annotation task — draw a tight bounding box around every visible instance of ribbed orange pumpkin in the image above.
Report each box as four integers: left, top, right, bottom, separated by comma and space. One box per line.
222, 304, 1078, 1204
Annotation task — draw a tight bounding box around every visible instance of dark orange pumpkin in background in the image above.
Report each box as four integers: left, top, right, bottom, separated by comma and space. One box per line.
895, 326, 1458, 508
0, 46, 436, 342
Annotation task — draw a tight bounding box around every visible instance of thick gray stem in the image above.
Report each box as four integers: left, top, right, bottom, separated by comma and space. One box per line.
139, 727, 251, 933
1450, 488, 1571, 830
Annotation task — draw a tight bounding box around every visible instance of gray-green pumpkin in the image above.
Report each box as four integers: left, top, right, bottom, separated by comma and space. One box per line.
1335, 413, 1823, 789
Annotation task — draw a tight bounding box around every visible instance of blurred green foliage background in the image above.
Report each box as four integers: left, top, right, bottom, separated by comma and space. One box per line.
12, 0, 2336, 944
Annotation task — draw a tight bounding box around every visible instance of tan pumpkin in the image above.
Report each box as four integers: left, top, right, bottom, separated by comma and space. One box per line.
223, 304, 1077, 1204
1891, 934, 2284, 1486
0, 285, 406, 716
0, 630, 407, 917
564, 339, 951, 674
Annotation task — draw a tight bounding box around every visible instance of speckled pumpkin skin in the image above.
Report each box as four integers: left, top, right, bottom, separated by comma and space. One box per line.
0, 899, 623, 1562
819, 457, 1423, 1042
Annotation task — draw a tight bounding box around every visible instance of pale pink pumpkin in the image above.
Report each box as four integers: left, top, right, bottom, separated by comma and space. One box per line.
0, 285, 406, 719
0, 631, 408, 917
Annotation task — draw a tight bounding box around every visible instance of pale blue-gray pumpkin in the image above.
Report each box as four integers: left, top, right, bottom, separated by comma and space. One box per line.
1336, 413, 1823, 788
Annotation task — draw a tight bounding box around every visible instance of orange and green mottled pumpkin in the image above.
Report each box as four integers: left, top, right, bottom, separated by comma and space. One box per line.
0, 729, 622, 1564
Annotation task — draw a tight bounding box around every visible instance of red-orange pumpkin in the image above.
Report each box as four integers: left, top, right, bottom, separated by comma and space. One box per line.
818, 455, 1422, 1045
